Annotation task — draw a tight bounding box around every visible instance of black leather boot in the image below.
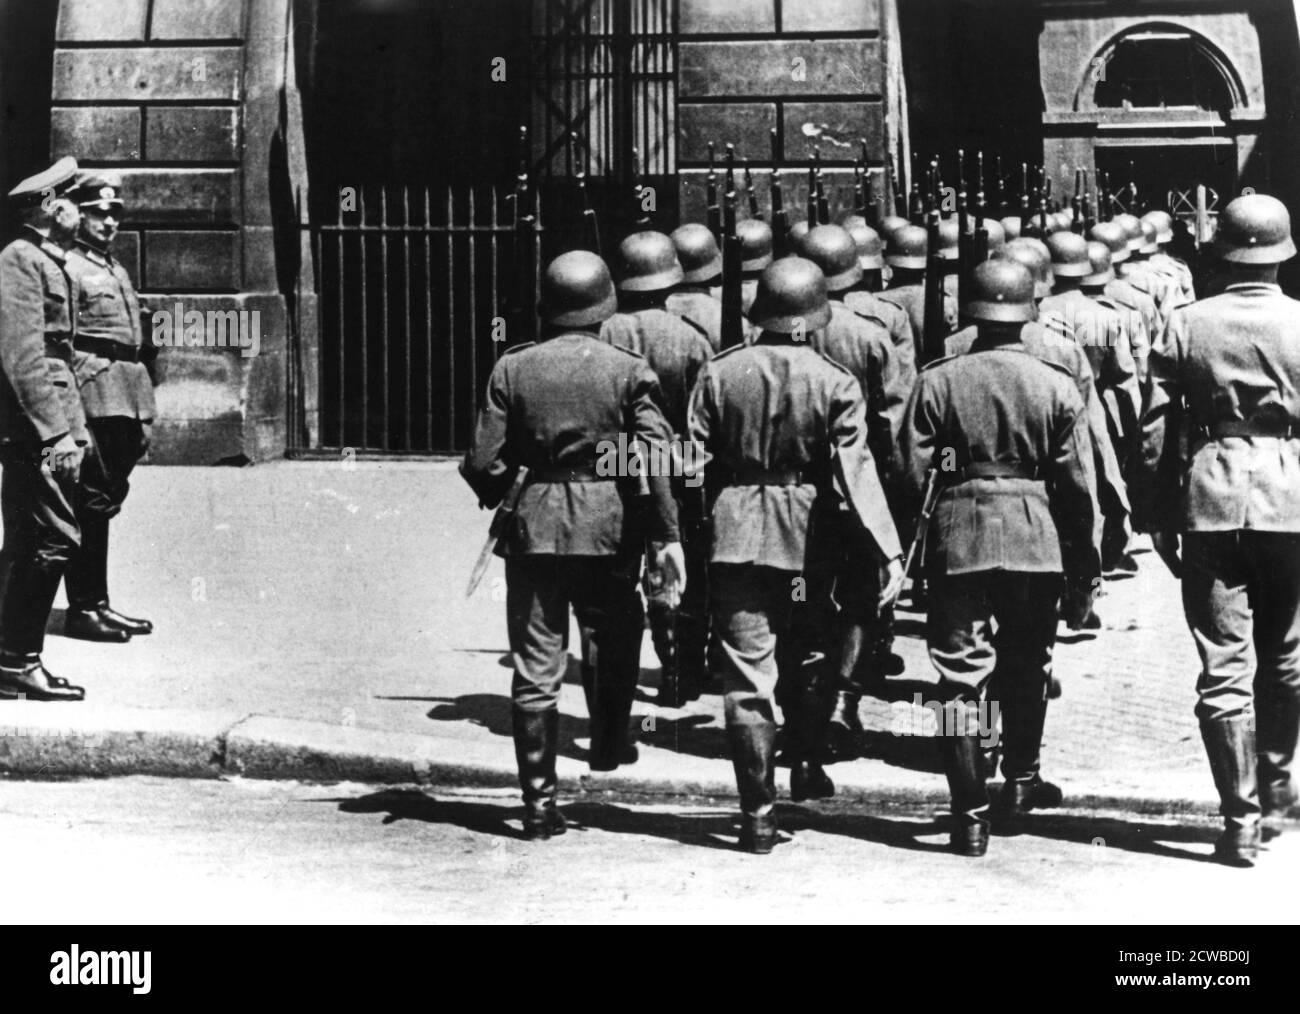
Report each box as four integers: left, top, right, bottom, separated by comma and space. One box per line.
1201, 716, 1262, 866
65, 605, 132, 643
788, 684, 835, 801
100, 605, 153, 636
728, 720, 779, 853
995, 678, 1062, 826
1258, 684, 1300, 834
825, 687, 865, 762
939, 707, 990, 857
0, 659, 85, 702
513, 707, 565, 840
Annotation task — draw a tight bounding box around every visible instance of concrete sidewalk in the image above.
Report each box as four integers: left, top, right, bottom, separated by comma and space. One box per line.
0, 461, 1218, 812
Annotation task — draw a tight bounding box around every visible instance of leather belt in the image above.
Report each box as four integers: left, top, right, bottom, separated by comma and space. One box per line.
43, 337, 72, 363
73, 335, 139, 363
531, 465, 608, 482
1204, 419, 1297, 439
726, 466, 818, 486
944, 461, 1041, 483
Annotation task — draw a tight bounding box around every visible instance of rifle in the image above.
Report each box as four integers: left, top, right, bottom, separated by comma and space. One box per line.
921, 158, 947, 365
632, 147, 650, 229
571, 131, 601, 257
1019, 162, 1030, 222
466, 467, 530, 598
993, 153, 1004, 219
513, 125, 538, 342
956, 149, 971, 310
721, 184, 745, 350
1098, 169, 1111, 223
816, 156, 830, 226
807, 148, 819, 227
744, 159, 761, 220
706, 142, 721, 244
887, 468, 940, 609
908, 154, 925, 225
972, 151, 989, 267
889, 149, 905, 218
1082, 169, 1096, 233
1037, 168, 1050, 234
854, 160, 867, 219
1071, 167, 1084, 234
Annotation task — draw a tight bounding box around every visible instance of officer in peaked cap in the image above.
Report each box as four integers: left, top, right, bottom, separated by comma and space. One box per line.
900, 259, 1098, 857
0, 157, 90, 701
602, 231, 713, 709
60, 170, 157, 644
462, 250, 683, 838
666, 223, 724, 352
1136, 193, 1300, 865
689, 256, 903, 852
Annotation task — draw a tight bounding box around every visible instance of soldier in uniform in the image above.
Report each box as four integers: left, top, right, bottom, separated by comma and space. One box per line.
1088, 220, 1156, 386
688, 257, 903, 852
900, 260, 1098, 856
60, 171, 156, 643
603, 232, 714, 707
842, 219, 917, 389
1116, 213, 1178, 337
793, 224, 909, 759
666, 223, 723, 352
1142, 209, 1196, 305
0, 157, 89, 702
880, 224, 958, 364
462, 251, 683, 836
736, 219, 774, 314
1136, 194, 1300, 866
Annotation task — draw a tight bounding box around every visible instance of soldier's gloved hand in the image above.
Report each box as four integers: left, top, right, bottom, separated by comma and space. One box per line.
1151, 530, 1182, 579
44, 434, 83, 484
653, 541, 687, 602
878, 555, 905, 610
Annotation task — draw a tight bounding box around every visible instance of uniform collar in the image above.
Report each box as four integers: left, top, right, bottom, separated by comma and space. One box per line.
1224, 282, 1281, 294
74, 239, 113, 267
20, 224, 67, 263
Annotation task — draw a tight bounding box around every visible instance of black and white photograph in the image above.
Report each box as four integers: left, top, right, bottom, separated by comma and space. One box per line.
0, 0, 1295, 964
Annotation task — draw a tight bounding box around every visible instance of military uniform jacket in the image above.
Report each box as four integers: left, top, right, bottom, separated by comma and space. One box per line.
1136, 283, 1300, 534
810, 302, 907, 475
461, 333, 679, 556
1103, 276, 1157, 368
899, 342, 1098, 580
1151, 252, 1195, 304
1040, 288, 1142, 445
688, 336, 902, 572
664, 288, 723, 352
600, 308, 713, 437
843, 288, 917, 391
65, 242, 157, 422
945, 321, 1117, 519
0, 230, 88, 449
879, 281, 958, 364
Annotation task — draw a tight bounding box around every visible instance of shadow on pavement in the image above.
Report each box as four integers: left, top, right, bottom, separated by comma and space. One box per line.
330, 788, 953, 853
1005, 811, 1221, 865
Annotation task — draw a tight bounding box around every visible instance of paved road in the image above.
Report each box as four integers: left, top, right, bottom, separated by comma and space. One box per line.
1, 777, 1291, 924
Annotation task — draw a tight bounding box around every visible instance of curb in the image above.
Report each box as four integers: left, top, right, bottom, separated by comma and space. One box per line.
0, 703, 1222, 817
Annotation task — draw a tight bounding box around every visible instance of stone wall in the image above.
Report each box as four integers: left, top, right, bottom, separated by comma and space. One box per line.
677, 0, 886, 223
50, 0, 311, 463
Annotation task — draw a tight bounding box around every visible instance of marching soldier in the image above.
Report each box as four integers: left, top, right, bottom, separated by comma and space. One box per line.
688, 257, 903, 852
736, 219, 774, 314
0, 157, 89, 702
880, 224, 958, 363
794, 224, 909, 758
1142, 209, 1196, 304
603, 232, 714, 707
666, 223, 724, 352
900, 259, 1098, 857
1136, 194, 1300, 866
842, 219, 918, 389
61, 171, 156, 642
461, 250, 684, 836
1116, 213, 1178, 333
1088, 220, 1156, 385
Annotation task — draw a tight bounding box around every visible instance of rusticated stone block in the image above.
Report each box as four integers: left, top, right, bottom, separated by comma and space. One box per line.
680, 39, 882, 98
50, 106, 141, 161
678, 104, 777, 164
57, 0, 148, 41
782, 0, 881, 34
146, 107, 239, 162
144, 231, 241, 290
680, 0, 775, 33
150, 0, 245, 40
783, 101, 883, 161
52, 47, 242, 102
113, 168, 240, 225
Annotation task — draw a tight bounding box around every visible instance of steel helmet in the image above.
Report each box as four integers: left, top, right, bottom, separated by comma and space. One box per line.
670, 223, 723, 284
540, 251, 618, 327
1142, 210, 1175, 245
996, 238, 1053, 299
937, 218, 960, 261
1114, 213, 1145, 253
1081, 240, 1115, 287
1046, 230, 1091, 277
885, 224, 928, 270
1000, 216, 1022, 241
794, 224, 863, 292
1213, 194, 1297, 264
1137, 219, 1159, 256
963, 259, 1037, 324
845, 220, 885, 270
615, 231, 685, 292
880, 214, 911, 240
738, 219, 775, 273
1087, 221, 1130, 264
747, 256, 832, 334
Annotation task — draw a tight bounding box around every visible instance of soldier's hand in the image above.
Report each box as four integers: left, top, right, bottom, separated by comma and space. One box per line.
878, 555, 905, 610
44, 434, 83, 484
653, 541, 687, 602
1152, 530, 1182, 579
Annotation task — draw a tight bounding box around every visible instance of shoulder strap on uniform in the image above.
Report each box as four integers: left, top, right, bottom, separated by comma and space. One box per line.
677, 313, 710, 339
501, 341, 536, 356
